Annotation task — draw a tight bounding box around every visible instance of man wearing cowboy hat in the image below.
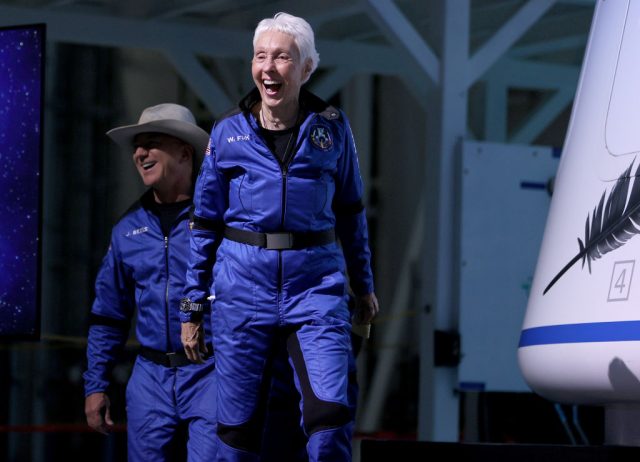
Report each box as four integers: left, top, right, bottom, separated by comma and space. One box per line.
83, 103, 217, 461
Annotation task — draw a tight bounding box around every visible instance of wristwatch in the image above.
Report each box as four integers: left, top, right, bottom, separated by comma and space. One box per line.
179, 298, 205, 322
180, 298, 205, 313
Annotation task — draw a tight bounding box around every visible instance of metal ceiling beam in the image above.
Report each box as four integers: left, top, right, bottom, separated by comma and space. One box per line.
164, 47, 233, 116
0, 5, 409, 74
212, 60, 252, 103
362, 0, 440, 85
483, 57, 579, 142
508, 34, 588, 58
0, 5, 249, 56
308, 67, 355, 101
306, 4, 362, 29
315, 40, 409, 74
510, 86, 575, 144
44, 0, 82, 7
466, 0, 557, 88
558, 0, 596, 5
498, 58, 580, 89
152, 0, 228, 19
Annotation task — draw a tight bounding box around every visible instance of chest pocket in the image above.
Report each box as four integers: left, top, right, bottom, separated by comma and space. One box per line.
229, 169, 254, 219
287, 137, 340, 218
226, 164, 282, 220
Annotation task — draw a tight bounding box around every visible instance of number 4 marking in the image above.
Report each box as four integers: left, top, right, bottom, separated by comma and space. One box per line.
608, 260, 635, 302
615, 269, 627, 293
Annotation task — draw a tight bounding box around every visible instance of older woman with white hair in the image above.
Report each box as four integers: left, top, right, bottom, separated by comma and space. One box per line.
180, 12, 378, 461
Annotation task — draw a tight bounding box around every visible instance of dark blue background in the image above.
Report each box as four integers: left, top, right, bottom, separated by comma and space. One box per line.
0, 25, 43, 338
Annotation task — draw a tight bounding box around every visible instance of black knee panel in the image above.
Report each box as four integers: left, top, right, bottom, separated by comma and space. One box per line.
218, 346, 275, 454
287, 331, 352, 435
218, 421, 263, 454
303, 398, 351, 435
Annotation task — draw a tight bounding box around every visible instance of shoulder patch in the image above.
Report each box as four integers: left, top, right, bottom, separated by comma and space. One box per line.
310, 125, 333, 151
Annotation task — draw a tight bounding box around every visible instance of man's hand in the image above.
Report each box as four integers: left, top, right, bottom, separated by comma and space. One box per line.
353, 292, 379, 325
181, 321, 207, 363
85, 392, 113, 435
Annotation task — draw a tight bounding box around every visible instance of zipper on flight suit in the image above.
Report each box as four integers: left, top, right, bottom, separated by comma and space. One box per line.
164, 235, 172, 353
163, 208, 189, 359
258, 112, 314, 298
163, 234, 178, 394
276, 126, 302, 295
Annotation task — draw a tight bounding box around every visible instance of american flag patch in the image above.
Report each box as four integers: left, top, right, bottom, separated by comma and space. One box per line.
205, 139, 212, 156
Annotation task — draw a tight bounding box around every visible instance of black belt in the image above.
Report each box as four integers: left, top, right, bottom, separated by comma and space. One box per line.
223, 226, 335, 250
139, 344, 213, 368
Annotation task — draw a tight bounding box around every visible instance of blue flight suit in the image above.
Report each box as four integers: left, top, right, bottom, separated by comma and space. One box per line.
84, 190, 217, 461
184, 89, 374, 461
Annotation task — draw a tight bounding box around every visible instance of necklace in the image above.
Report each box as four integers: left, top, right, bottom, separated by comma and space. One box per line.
283, 130, 295, 157
260, 106, 299, 130
262, 120, 296, 164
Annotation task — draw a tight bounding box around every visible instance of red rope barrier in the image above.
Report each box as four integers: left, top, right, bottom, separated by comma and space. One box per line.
0, 423, 127, 433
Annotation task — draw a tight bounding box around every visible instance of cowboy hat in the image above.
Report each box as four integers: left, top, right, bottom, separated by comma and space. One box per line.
106, 103, 209, 156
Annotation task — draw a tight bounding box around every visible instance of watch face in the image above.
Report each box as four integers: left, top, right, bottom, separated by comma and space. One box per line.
179, 298, 191, 312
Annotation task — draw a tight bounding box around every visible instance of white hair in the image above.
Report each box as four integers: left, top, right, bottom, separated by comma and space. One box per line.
253, 12, 320, 82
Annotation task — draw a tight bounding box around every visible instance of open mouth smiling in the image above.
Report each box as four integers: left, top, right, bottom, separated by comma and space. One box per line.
142, 161, 157, 171
263, 79, 282, 95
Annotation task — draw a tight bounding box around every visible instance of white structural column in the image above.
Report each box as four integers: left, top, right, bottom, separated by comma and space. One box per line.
419, 0, 470, 441
422, 0, 560, 439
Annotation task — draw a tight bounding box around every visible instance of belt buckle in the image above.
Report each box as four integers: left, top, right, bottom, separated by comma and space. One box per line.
166, 352, 180, 367
266, 232, 293, 250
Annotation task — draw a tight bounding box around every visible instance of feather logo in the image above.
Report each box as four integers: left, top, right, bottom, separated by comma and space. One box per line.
544, 161, 640, 295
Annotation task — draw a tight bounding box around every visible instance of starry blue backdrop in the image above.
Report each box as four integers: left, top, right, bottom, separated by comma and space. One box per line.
0, 25, 43, 338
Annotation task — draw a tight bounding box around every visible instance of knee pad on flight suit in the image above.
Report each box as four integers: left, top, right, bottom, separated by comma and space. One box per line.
286, 331, 351, 435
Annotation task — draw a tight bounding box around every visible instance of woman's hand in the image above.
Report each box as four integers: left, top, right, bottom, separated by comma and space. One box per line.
353, 292, 379, 325
85, 392, 113, 435
181, 321, 207, 363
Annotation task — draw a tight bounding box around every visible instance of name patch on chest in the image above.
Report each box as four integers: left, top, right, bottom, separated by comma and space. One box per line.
126, 226, 149, 237
227, 134, 251, 143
